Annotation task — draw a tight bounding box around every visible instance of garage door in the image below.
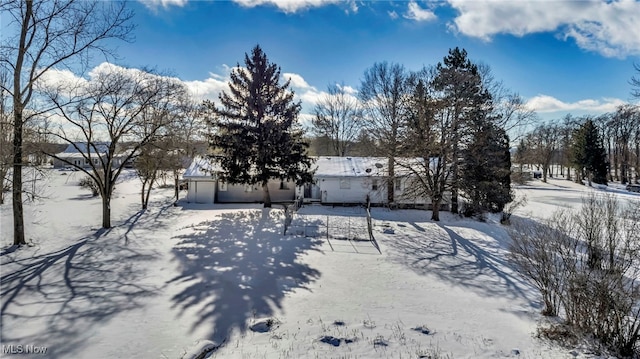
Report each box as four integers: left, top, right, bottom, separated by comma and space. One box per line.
195, 181, 215, 203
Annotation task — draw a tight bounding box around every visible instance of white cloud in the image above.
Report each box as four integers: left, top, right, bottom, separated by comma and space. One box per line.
298, 113, 316, 128
232, 0, 344, 13
404, 1, 437, 22
447, 0, 640, 58
283, 72, 316, 90
337, 84, 357, 95
36, 68, 88, 95
139, 0, 188, 10
388, 10, 399, 20
183, 77, 228, 102
36, 63, 343, 128
526, 94, 627, 114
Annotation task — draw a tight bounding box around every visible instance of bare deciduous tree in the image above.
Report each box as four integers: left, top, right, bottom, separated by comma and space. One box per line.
526, 123, 560, 183
312, 83, 362, 157
359, 62, 408, 204
398, 71, 453, 221
41, 64, 188, 228
509, 194, 640, 356
0, 0, 134, 245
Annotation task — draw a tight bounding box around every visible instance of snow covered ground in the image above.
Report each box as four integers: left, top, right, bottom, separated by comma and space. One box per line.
1, 170, 639, 359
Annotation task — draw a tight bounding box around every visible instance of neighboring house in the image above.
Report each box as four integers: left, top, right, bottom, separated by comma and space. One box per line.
52, 142, 111, 169
297, 156, 445, 208
53, 142, 125, 168
183, 157, 296, 204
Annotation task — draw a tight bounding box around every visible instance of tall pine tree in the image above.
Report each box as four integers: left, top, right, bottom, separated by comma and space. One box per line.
207, 45, 313, 207
461, 122, 513, 215
571, 119, 608, 186
432, 47, 491, 214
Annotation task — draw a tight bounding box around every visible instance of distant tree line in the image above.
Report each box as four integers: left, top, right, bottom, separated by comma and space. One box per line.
515, 105, 640, 187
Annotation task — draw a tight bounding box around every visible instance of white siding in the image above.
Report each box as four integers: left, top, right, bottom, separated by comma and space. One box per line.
186, 180, 216, 204
318, 177, 387, 204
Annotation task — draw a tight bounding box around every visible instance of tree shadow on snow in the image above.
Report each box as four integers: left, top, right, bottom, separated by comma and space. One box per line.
384, 220, 539, 310
0, 231, 160, 358
168, 209, 323, 342
0, 196, 179, 358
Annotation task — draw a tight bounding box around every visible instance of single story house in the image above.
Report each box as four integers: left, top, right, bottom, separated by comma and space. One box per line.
52, 142, 126, 169
183, 157, 296, 204
183, 156, 449, 209
297, 156, 446, 208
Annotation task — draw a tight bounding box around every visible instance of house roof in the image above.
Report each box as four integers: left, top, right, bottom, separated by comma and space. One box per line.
183, 156, 433, 180
60, 142, 110, 154
312, 157, 389, 177
183, 156, 223, 178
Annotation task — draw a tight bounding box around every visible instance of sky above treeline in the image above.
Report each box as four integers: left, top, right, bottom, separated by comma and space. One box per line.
7, 0, 640, 125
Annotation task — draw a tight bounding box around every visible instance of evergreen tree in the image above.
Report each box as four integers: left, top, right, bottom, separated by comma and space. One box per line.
571, 119, 608, 186
432, 47, 491, 214
207, 45, 313, 207
461, 116, 513, 215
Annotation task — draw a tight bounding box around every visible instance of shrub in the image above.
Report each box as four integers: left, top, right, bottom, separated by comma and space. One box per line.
508, 194, 640, 357
78, 176, 99, 197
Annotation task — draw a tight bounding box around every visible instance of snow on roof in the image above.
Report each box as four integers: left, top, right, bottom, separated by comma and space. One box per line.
61, 142, 110, 154
313, 157, 442, 178
183, 156, 430, 179
183, 156, 223, 178
312, 157, 388, 177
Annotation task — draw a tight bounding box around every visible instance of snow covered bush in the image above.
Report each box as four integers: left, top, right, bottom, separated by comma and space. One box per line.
78, 176, 99, 197
508, 194, 640, 357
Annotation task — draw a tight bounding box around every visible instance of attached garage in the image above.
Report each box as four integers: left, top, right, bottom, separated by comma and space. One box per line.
183, 157, 221, 204
190, 180, 216, 204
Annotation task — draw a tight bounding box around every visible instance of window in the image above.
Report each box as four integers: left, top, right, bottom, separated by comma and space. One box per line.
218, 181, 227, 191
84, 158, 89, 165
340, 178, 351, 189
371, 179, 378, 191
395, 178, 402, 191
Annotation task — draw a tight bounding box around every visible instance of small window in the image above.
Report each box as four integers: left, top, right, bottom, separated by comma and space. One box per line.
340, 178, 350, 189
84, 158, 89, 165
372, 179, 378, 191
395, 178, 402, 191
93, 158, 99, 164
219, 181, 227, 191
279, 181, 289, 190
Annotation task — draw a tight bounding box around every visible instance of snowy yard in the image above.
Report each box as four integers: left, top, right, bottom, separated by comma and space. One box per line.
1, 170, 639, 358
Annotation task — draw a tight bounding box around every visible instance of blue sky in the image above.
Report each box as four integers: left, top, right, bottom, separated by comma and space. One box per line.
9, 0, 640, 124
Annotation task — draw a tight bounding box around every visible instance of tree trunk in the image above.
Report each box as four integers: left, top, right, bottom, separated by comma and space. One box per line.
431, 199, 441, 221
102, 195, 111, 228
144, 181, 152, 210
450, 146, 459, 214
173, 171, 179, 200
387, 156, 395, 204
12, 108, 26, 245
262, 183, 271, 208
11, 0, 31, 246
140, 181, 148, 210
